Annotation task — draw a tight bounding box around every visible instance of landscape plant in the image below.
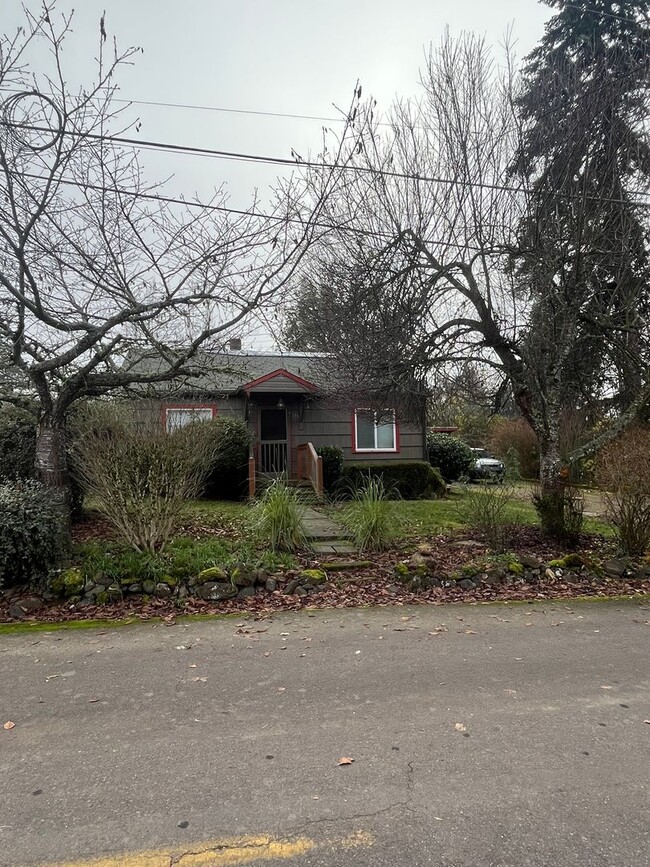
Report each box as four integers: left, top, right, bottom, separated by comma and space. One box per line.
595, 427, 650, 556
74, 409, 218, 552
0, 480, 64, 589
456, 482, 517, 552
254, 479, 307, 553
426, 433, 474, 483
343, 476, 398, 552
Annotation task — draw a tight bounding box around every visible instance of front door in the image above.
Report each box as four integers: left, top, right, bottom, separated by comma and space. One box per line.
259, 407, 288, 475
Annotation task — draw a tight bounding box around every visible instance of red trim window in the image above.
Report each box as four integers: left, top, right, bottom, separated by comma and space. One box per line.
164, 404, 216, 433
353, 409, 398, 453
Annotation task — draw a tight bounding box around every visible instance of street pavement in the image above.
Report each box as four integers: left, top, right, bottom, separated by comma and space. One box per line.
0, 600, 648, 866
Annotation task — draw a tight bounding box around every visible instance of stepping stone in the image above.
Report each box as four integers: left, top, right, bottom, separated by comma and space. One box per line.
312, 541, 358, 554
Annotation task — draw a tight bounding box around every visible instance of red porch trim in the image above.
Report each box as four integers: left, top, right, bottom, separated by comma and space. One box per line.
241, 368, 318, 392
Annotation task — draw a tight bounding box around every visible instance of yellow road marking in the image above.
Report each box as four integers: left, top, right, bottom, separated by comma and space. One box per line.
36, 830, 374, 867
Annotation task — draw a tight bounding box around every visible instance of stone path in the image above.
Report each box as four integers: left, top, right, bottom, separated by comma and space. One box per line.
300, 506, 357, 554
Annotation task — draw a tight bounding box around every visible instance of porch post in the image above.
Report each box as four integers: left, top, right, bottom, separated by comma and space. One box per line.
248, 456, 256, 499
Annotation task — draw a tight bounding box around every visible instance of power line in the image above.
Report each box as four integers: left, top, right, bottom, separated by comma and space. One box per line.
11, 169, 492, 253
7, 120, 650, 207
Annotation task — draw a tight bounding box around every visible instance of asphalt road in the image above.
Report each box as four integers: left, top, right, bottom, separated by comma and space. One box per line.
1, 600, 649, 867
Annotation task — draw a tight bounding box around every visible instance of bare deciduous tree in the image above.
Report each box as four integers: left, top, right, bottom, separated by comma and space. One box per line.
289, 22, 650, 533
0, 3, 362, 512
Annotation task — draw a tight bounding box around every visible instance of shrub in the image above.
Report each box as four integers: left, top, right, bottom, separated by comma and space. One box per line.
0, 407, 37, 480
254, 479, 306, 553
426, 433, 474, 482
595, 427, 650, 556
343, 476, 397, 551
316, 445, 344, 494
502, 447, 522, 481
532, 485, 584, 546
340, 461, 445, 500
0, 406, 85, 516
0, 480, 64, 589
73, 408, 218, 552
455, 482, 516, 551
488, 417, 540, 479
203, 416, 253, 500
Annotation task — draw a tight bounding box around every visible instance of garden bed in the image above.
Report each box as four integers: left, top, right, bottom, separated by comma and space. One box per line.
2, 517, 648, 625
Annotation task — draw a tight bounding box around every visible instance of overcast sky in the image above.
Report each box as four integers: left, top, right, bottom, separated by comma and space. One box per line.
4, 1, 552, 209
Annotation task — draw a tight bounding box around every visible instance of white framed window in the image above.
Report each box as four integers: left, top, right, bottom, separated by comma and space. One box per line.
354, 409, 397, 452
165, 405, 215, 433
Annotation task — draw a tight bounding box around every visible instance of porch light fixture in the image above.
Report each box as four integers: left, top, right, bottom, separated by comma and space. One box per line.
276, 398, 285, 409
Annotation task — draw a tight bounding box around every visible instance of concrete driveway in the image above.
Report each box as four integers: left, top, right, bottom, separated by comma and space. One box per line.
1, 600, 648, 867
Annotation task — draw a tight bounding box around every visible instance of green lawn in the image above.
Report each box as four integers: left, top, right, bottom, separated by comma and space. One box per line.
327, 486, 613, 541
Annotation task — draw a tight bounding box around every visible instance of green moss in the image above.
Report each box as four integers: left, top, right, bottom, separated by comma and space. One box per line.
50, 568, 85, 599
320, 560, 373, 571
159, 574, 178, 587
508, 561, 524, 575
95, 591, 109, 605
394, 562, 410, 577
299, 568, 327, 584
197, 566, 229, 583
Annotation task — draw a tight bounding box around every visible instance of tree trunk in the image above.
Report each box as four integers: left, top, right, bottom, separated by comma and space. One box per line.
537, 433, 571, 538
35, 414, 72, 544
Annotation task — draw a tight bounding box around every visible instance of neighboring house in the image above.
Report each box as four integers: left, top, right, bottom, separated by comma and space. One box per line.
132, 348, 428, 497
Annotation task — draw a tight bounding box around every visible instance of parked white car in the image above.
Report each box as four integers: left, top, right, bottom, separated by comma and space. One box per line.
468, 448, 506, 482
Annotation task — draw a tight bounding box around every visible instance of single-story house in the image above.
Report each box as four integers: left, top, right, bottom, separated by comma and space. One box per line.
131, 348, 428, 497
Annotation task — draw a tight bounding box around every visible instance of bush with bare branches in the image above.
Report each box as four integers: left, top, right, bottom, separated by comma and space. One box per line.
74, 409, 218, 552
595, 427, 650, 557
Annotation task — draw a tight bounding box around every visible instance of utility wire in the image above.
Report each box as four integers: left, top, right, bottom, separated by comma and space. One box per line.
11, 169, 493, 253
7, 120, 650, 207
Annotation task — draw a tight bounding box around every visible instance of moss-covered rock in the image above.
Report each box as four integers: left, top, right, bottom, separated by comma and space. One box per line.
197, 566, 229, 583
507, 561, 524, 575
298, 569, 327, 584
50, 568, 85, 599
159, 574, 178, 587
394, 562, 411, 580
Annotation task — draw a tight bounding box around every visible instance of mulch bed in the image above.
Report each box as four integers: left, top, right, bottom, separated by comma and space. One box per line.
1, 518, 648, 625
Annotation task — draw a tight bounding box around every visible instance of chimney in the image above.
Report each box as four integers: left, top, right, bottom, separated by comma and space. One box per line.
229, 338, 242, 352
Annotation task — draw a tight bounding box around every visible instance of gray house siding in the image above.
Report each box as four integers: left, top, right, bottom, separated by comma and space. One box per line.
157, 394, 425, 479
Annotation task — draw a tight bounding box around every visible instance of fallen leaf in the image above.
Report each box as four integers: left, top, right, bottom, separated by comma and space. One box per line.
3, 721, 15, 730
463, 629, 477, 635
454, 723, 467, 732
337, 757, 354, 765
600, 685, 613, 690
189, 664, 197, 668
277, 687, 286, 692
191, 676, 208, 683
644, 720, 650, 725
88, 698, 99, 703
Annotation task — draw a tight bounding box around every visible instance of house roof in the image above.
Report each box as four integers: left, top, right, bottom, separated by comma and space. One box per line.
126, 350, 331, 396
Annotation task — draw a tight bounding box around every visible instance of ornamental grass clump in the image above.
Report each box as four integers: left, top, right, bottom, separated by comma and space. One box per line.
344, 476, 397, 552
255, 479, 307, 553
456, 482, 515, 552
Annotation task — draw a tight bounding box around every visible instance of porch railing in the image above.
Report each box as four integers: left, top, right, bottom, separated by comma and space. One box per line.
260, 440, 288, 475
297, 442, 324, 499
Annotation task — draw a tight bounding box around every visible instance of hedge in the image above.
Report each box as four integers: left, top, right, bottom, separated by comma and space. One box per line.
340, 461, 445, 500
316, 445, 344, 494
